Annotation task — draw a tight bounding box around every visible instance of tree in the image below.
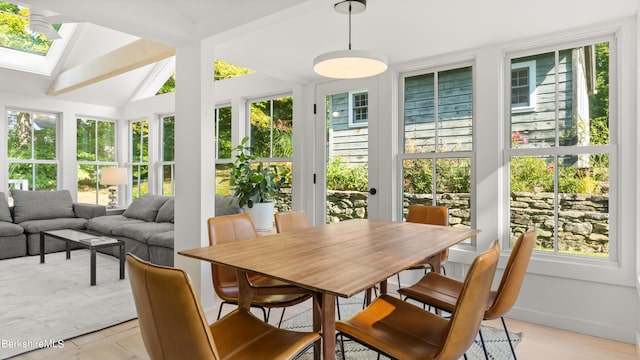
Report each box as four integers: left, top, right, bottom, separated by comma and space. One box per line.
0, 2, 52, 55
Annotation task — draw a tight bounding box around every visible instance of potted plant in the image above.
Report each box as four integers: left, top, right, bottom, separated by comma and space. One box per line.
229, 136, 282, 230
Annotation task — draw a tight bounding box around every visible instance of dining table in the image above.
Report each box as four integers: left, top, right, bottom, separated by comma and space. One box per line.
179, 218, 480, 360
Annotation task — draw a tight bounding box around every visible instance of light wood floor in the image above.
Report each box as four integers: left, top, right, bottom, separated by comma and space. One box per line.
13, 292, 638, 360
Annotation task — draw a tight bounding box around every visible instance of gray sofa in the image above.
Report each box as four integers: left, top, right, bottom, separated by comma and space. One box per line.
0, 189, 106, 260
0, 191, 241, 266
87, 194, 175, 266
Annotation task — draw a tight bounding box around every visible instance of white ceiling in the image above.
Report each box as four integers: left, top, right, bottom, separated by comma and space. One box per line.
1, 0, 639, 107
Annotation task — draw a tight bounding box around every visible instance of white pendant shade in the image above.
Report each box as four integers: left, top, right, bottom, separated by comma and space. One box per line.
313, 49, 388, 79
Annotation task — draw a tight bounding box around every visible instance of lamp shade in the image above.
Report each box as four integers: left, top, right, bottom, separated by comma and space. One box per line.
100, 167, 128, 185
313, 49, 388, 79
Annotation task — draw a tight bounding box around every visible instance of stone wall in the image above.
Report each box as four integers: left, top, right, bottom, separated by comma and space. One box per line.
274, 189, 610, 255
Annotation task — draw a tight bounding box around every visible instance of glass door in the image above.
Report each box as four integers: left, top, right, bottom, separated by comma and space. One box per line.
315, 79, 380, 224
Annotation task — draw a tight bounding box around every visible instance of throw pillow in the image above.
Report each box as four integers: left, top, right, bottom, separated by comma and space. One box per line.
0, 192, 12, 223
11, 189, 75, 223
124, 194, 170, 222
155, 197, 174, 223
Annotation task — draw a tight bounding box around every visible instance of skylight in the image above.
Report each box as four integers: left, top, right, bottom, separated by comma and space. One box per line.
0, 1, 75, 75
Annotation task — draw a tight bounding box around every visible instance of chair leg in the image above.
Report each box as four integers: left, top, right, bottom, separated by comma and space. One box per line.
337, 332, 346, 360
277, 308, 286, 327
501, 316, 517, 360
336, 297, 342, 320
441, 264, 446, 275
478, 327, 489, 360
266, 308, 271, 322
464, 354, 468, 360
216, 301, 227, 320
396, 273, 401, 291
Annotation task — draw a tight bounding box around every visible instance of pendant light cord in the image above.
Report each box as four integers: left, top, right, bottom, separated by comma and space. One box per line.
348, 3, 352, 50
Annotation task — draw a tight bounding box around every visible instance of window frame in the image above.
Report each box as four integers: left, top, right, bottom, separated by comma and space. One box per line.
158, 113, 175, 196
503, 34, 618, 264
348, 90, 368, 128
397, 62, 476, 248
6, 108, 59, 194
510, 60, 537, 113
129, 118, 149, 200
76, 116, 118, 204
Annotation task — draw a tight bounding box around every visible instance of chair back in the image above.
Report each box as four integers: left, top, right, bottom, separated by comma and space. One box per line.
207, 213, 260, 300
127, 254, 218, 360
406, 205, 449, 262
436, 241, 500, 360
485, 230, 536, 319
406, 205, 448, 226
274, 210, 310, 233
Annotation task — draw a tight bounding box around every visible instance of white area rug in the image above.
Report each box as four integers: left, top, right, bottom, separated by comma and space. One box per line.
0, 250, 136, 359
283, 299, 522, 360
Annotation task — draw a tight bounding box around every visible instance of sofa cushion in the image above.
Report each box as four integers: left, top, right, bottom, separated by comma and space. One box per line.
148, 230, 174, 248
86, 215, 144, 235
18, 218, 87, 233
0, 221, 24, 237
111, 222, 174, 243
0, 192, 12, 223
155, 197, 174, 223
215, 194, 242, 216
11, 189, 75, 223
123, 194, 170, 222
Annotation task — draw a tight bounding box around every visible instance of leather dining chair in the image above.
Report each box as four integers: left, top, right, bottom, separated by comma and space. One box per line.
396, 205, 449, 290
274, 210, 310, 233
336, 240, 500, 360
126, 253, 320, 360
207, 213, 312, 326
398, 230, 537, 359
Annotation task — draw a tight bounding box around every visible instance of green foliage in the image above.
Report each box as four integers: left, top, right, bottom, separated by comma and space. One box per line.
326, 157, 368, 192
510, 156, 554, 192
155, 60, 253, 95
403, 159, 432, 194
436, 158, 471, 193
0, 2, 52, 55
229, 137, 281, 208
156, 73, 175, 95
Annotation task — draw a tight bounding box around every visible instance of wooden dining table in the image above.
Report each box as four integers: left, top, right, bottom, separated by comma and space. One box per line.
179, 219, 480, 360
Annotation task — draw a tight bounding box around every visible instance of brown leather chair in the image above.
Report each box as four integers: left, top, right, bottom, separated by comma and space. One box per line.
336, 240, 500, 360
274, 210, 310, 233
127, 254, 320, 360
399, 230, 537, 359
207, 213, 312, 326
397, 205, 449, 290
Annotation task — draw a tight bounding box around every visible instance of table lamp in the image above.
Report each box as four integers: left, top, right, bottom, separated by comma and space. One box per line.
100, 167, 128, 208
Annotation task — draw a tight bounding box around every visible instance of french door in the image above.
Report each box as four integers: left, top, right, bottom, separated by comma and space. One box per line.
314, 79, 381, 225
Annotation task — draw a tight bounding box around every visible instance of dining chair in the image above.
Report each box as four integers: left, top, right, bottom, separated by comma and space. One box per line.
207, 213, 312, 326
126, 253, 320, 360
336, 240, 500, 360
396, 205, 449, 290
398, 230, 537, 359
274, 210, 310, 233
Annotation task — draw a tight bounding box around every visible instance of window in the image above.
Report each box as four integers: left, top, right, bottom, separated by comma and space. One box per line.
160, 115, 174, 196
248, 95, 293, 211
214, 105, 232, 195
76, 118, 117, 204
349, 91, 368, 127
6, 110, 58, 198
506, 40, 613, 259
400, 65, 474, 239
129, 119, 149, 200
511, 60, 536, 112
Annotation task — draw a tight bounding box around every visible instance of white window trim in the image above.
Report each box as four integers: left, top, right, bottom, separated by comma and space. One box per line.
348, 90, 368, 128
510, 60, 537, 113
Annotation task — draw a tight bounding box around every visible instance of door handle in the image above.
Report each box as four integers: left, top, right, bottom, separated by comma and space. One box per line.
368, 188, 377, 195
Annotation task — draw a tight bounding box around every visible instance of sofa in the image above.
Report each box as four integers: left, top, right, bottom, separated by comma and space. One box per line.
0, 189, 106, 260
0, 190, 241, 267
86, 194, 175, 266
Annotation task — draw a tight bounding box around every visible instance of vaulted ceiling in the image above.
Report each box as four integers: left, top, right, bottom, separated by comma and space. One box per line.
1, 0, 638, 107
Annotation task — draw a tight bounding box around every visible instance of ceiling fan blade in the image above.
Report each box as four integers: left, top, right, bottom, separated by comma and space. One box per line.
29, 13, 62, 40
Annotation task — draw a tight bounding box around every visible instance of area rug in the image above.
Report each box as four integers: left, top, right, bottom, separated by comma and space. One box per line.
282, 299, 522, 360
0, 250, 136, 359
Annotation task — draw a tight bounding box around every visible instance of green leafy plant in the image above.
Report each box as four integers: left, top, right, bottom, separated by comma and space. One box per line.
229, 137, 281, 208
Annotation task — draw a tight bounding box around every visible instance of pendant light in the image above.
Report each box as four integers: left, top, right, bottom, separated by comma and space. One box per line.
313, 0, 388, 79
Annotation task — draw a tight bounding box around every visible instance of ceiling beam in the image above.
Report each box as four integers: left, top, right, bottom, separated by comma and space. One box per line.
47, 39, 175, 96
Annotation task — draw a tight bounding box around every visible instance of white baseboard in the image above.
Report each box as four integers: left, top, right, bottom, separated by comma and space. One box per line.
508, 306, 636, 344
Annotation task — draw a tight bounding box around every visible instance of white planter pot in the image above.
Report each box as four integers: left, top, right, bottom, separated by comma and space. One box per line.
244, 202, 275, 231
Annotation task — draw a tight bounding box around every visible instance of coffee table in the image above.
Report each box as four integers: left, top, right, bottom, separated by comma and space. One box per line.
40, 229, 125, 286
